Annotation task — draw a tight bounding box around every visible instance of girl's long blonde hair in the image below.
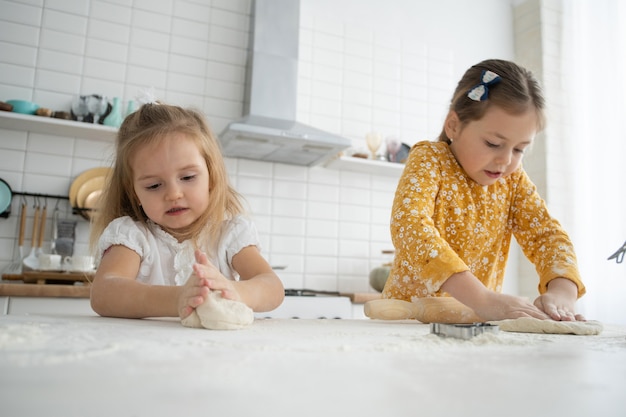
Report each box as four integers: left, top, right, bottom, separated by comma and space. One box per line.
90, 102, 244, 255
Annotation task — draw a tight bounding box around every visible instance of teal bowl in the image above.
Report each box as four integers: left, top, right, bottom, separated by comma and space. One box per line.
6, 100, 40, 115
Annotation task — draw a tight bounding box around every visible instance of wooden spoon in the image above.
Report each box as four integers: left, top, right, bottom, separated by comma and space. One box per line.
364, 297, 482, 324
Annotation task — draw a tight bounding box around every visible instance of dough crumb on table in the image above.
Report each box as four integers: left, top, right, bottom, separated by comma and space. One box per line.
181, 291, 254, 330
489, 317, 603, 335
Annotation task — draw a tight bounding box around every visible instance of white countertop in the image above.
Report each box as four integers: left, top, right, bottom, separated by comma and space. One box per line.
1, 315, 625, 417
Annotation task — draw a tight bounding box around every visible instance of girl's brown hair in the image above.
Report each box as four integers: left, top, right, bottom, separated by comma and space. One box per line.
438, 59, 546, 142
89, 102, 244, 254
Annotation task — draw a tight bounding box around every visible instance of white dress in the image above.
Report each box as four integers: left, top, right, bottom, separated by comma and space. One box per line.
97, 215, 260, 286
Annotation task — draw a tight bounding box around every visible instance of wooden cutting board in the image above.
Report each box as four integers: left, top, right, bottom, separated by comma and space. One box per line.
364, 297, 482, 323
0, 283, 90, 298
21, 271, 94, 285
1, 273, 23, 281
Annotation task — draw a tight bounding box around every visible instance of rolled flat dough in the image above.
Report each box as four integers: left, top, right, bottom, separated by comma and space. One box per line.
489, 317, 603, 335
181, 291, 254, 330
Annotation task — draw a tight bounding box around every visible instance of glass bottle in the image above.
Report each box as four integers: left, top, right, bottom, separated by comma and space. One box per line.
126, 99, 136, 117
103, 97, 123, 128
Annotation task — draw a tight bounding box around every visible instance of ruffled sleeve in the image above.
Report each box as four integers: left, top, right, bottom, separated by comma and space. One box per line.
96, 216, 181, 286
510, 171, 585, 297
215, 216, 261, 279
97, 216, 150, 261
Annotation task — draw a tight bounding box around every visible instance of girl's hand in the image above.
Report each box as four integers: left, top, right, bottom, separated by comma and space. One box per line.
473, 292, 550, 321
441, 271, 549, 321
533, 278, 585, 321
192, 250, 241, 302
178, 272, 210, 320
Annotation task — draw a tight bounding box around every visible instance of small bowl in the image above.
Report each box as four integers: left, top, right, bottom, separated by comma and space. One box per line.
6, 100, 40, 115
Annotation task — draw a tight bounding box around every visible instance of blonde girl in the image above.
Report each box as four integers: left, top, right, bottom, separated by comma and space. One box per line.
90, 101, 284, 319
383, 59, 586, 322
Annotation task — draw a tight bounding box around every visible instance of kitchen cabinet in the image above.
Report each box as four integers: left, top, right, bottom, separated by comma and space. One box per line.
0, 283, 93, 315
2, 294, 367, 318
6, 297, 94, 315
0, 282, 372, 318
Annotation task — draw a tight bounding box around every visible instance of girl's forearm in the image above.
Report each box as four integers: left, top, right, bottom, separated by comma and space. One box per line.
235, 273, 285, 312
442, 270, 552, 321
91, 276, 180, 318
440, 270, 490, 311
546, 277, 579, 299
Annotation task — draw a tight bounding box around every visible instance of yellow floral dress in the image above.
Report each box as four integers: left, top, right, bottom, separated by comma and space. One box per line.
382, 140, 585, 301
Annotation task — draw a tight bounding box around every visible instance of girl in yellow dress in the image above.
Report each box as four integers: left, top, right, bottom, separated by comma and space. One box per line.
382, 59, 586, 322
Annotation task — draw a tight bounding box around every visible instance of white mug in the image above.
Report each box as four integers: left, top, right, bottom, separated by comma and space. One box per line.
38, 254, 62, 270
64, 255, 95, 272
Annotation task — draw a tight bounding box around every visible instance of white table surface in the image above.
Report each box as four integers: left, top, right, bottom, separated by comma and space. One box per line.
1, 314, 625, 417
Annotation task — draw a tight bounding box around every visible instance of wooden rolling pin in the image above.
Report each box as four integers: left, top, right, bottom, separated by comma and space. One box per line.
364, 297, 482, 324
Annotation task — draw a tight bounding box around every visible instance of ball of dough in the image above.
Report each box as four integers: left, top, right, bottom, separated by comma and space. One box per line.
181, 291, 254, 330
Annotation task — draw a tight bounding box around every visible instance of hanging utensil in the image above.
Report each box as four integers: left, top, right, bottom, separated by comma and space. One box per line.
35, 201, 47, 256
607, 240, 626, 264
22, 201, 41, 271
50, 203, 60, 254
0, 178, 12, 218
54, 217, 76, 258
2, 200, 27, 275
18, 199, 27, 260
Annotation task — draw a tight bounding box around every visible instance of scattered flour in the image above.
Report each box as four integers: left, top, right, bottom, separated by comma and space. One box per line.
0, 316, 621, 371
0, 322, 50, 347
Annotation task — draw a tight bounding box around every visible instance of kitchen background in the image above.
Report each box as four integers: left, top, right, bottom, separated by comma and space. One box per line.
1, 0, 624, 322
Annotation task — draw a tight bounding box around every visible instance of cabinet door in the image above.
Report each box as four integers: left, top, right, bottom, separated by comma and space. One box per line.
8, 297, 95, 315
0, 296, 8, 314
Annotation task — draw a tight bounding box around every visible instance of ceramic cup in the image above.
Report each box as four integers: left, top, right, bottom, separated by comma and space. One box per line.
64, 255, 95, 272
38, 254, 62, 270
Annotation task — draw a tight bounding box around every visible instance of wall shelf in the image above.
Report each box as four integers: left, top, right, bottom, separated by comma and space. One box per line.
0, 112, 405, 177
0, 111, 116, 141
324, 155, 404, 176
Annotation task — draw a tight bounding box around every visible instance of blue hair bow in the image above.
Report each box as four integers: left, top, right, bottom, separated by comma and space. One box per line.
467, 70, 501, 101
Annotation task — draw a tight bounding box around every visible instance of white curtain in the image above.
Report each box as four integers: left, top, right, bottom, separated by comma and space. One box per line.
561, 0, 626, 324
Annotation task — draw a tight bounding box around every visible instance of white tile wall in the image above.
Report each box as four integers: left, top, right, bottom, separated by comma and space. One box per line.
510, 0, 572, 300
0, 0, 517, 294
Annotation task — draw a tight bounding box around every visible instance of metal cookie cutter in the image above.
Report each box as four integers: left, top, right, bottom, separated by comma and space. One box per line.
430, 323, 499, 340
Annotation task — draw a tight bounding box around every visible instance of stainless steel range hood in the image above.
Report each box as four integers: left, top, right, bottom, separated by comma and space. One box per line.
219, 0, 351, 166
